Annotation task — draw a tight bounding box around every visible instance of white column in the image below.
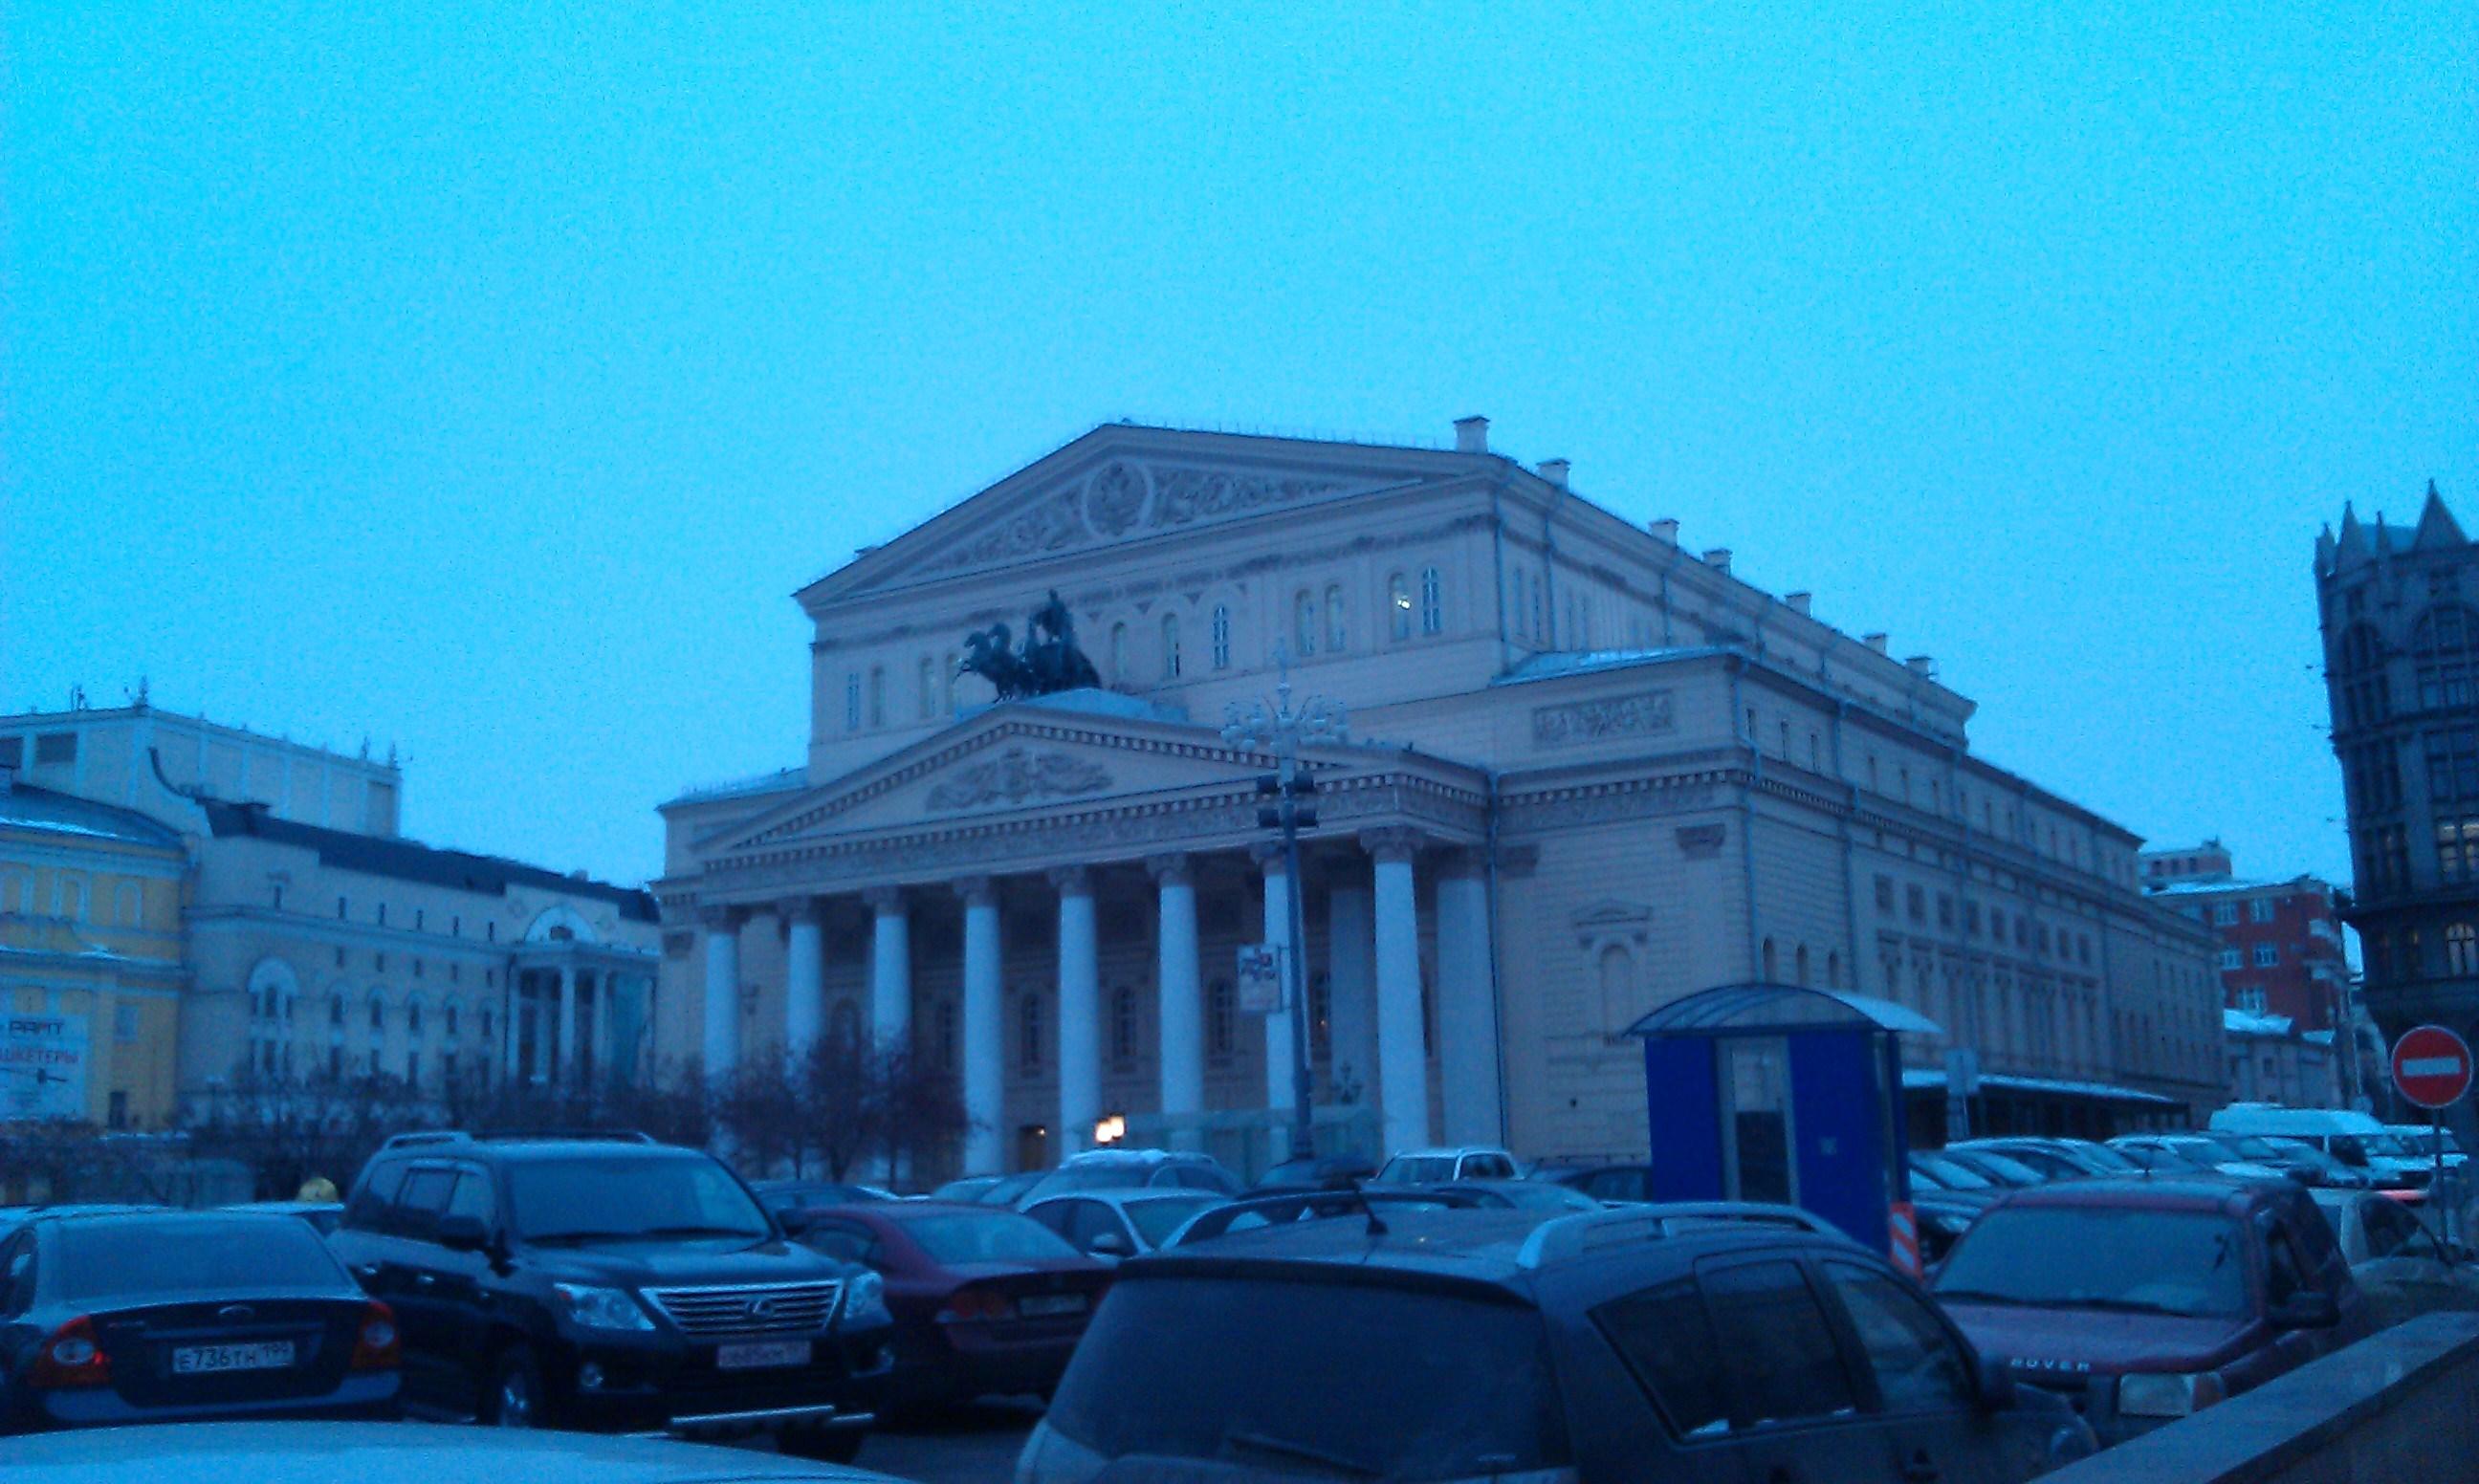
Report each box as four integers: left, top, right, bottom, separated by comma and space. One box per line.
783, 900, 825, 1062
1326, 876, 1376, 1111
1367, 830, 1430, 1155
500, 972, 520, 1085
557, 965, 579, 1083
866, 887, 912, 1050
586, 971, 610, 1083
1053, 866, 1101, 1156
1150, 855, 1204, 1143
700, 908, 744, 1084
1256, 845, 1298, 1123
955, 877, 1005, 1174
1436, 850, 1503, 1146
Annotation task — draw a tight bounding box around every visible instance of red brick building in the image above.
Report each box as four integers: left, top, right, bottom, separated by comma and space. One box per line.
2141, 842, 2348, 1033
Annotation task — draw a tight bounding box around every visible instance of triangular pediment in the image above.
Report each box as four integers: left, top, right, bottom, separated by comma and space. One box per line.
701, 705, 1308, 859
800, 425, 1485, 605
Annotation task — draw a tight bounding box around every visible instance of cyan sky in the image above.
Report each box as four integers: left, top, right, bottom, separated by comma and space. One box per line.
9, 5, 2473, 888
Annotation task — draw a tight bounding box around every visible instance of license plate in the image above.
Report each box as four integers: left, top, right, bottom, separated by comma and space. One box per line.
172, 1341, 295, 1375
715, 1340, 810, 1370
1017, 1294, 1088, 1318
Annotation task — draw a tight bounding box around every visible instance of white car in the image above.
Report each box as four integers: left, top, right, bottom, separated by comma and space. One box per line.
1372, 1146, 1522, 1184
2308, 1187, 2479, 1330
2108, 1134, 2290, 1182
1021, 1189, 1227, 1262
2207, 1104, 2433, 1190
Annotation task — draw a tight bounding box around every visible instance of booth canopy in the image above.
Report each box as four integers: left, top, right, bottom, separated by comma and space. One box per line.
1624, 982, 1944, 1039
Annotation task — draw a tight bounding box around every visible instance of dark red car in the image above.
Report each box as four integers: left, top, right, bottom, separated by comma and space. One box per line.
1931, 1177, 2370, 1446
782, 1201, 1109, 1409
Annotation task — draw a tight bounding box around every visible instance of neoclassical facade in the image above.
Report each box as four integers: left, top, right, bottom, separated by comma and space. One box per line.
656, 419, 2221, 1176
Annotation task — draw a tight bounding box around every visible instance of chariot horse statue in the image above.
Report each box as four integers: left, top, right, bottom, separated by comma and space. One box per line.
957, 590, 1102, 700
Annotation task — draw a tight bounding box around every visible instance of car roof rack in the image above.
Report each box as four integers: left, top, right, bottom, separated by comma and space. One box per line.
1516, 1201, 1841, 1268
379, 1128, 656, 1151
379, 1131, 472, 1149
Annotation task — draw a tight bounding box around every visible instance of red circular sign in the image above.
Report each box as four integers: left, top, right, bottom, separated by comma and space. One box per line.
2392, 1024, 2474, 1110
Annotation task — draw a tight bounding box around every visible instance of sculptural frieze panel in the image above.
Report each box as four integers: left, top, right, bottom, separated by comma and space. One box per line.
1531, 690, 1676, 748
925, 746, 1112, 812
920, 462, 1359, 576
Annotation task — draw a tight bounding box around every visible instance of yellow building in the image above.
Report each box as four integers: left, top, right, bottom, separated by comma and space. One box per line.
0, 774, 187, 1128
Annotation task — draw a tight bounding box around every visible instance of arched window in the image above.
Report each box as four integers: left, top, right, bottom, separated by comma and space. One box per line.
1827, 950, 1842, 990
1293, 592, 1317, 657
1599, 945, 1637, 1032
2414, 607, 2479, 710
1210, 605, 1232, 670
479, 1007, 494, 1043
1388, 574, 1412, 641
1020, 993, 1044, 1073
1208, 979, 1235, 1058
942, 653, 958, 714
1109, 622, 1129, 683
2450, 923, 2479, 976
1111, 986, 1137, 1065
368, 993, 385, 1034
443, 999, 460, 1038
917, 657, 936, 719
829, 998, 862, 1048
1419, 566, 1442, 635
1761, 938, 1778, 981
1795, 945, 1811, 986
406, 996, 424, 1037
1325, 584, 1347, 653
329, 996, 345, 1029
1161, 615, 1182, 679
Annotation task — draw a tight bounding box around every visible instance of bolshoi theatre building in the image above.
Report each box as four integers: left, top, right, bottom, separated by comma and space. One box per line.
651, 417, 2219, 1178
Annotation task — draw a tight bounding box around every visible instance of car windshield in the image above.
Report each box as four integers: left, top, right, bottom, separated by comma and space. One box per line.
1912, 1153, 1994, 1190
1958, 1148, 2059, 1184
1377, 1156, 1458, 1184
2068, 1142, 2144, 1173
900, 1211, 1082, 1265
2217, 1134, 2296, 1162
1125, 1197, 1220, 1247
1936, 1207, 2251, 1319
53, 1217, 344, 1303
1049, 1276, 1567, 1479
508, 1156, 772, 1242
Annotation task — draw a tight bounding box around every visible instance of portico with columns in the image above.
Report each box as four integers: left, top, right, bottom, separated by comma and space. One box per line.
664, 705, 1497, 1177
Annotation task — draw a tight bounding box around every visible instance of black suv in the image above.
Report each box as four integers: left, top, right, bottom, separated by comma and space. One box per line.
328, 1131, 891, 1460
1018, 1202, 2096, 1484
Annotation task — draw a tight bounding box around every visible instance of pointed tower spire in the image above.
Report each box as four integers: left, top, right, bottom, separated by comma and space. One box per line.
2315, 523, 2337, 575
2416, 479, 2466, 551
2336, 501, 2373, 568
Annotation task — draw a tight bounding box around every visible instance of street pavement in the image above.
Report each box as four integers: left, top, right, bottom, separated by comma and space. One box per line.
795, 1400, 1042, 1482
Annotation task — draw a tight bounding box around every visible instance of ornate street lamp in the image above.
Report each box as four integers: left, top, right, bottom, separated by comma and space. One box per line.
1221, 646, 1349, 1160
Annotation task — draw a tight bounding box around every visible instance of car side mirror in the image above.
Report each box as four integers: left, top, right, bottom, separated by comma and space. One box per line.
2271, 1291, 2340, 1329
1974, 1353, 2017, 1412
1087, 1231, 1133, 1257
436, 1213, 492, 1253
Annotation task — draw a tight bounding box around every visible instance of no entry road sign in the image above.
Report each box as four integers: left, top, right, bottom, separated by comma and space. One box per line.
2392, 1024, 2474, 1110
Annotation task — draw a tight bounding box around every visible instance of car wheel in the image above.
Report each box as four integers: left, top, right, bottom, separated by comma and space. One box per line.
779, 1426, 868, 1464
486, 1346, 546, 1429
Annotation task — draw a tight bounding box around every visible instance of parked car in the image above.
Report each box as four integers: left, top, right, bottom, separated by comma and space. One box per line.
2386, 1124, 2470, 1171
1161, 1187, 1496, 1248
2208, 1104, 2431, 1189
1949, 1138, 2124, 1181
1929, 1147, 2052, 1189
326, 1131, 890, 1460
0, 1210, 401, 1432
1438, 1178, 1605, 1213
224, 1201, 348, 1234
1371, 1145, 1522, 1184
1021, 1190, 1225, 1263
1530, 1162, 1656, 1204
2195, 1131, 2373, 1189
752, 1182, 899, 1222
3, 1420, 903, 1483
2108, 1135, 2289, 1183
1932, 1176, 2370, 1445
1251, 1153, 1376, 1190
781, 1202, 1111, 1409
2308, 1187, 2479, 1330
0, 1205, 158, 1244
1017, 1149, 1241, 1205
932, 1172, 1044, 1208
1019, 1203, 2095, 1483
1912, 1193, 1987, 1266
1907, 1152, 2005, 1202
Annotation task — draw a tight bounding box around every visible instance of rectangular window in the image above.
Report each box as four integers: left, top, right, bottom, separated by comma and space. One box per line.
33, 732, 76, 765
1874, 876, 1895, 912
337, 896, 348, 920
868, 667, 886, 728
1936, 894, 1954, 929
2439, 819, 2479, 884
0, 737, 19, 768
1419, 566, 1442, 635
2212, 903, 2238, 927
2219, 948, 2243, 971
2249, 899, 2275, 924
114, 1004, 140, 1043
845, 672, 862, 731
376, 903, 386, 927
1905, 884, 1924, 924
2254, 944, 2279, 968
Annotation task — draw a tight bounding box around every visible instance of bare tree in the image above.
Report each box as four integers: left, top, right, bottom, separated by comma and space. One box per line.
187, 1071, 430, 1199
710, 1037, 974, 1185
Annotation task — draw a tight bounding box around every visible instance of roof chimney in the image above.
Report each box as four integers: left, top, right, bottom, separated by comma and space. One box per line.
1905, 654, 1938, 679
1649, 518, 1680, 544
1453, 415, 1490, 454
1537, 458, 1570, 489
1863, 632, 1890, 654
1784, 592, 1812, 616
1702, 548, 1732, 574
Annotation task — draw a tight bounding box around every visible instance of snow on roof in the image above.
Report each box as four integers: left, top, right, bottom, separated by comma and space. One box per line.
1494, 647, 1722, 685
2226, 1008, 2296, 1037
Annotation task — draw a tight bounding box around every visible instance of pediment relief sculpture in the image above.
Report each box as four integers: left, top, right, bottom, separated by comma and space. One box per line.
925, 746, 1113, 813
921, 460, 1358, 576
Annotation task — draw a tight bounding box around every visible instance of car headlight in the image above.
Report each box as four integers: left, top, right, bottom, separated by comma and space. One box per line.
2117, 1370, 2222, 1418
552, 1282, 655, 1332
842, 1269, 888, 1325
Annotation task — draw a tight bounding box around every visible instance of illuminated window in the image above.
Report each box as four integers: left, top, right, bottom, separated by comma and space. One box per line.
1388, 574, 1412, 641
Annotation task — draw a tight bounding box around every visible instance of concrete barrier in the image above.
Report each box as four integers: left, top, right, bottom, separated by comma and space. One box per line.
2043, 1313, 2479, 1484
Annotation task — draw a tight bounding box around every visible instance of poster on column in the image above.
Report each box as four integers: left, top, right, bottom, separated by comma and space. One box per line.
1237, 945, 1283, 1015
0, 1015, 90, 1119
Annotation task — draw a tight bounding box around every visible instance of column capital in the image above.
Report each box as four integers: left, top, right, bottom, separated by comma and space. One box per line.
1145, 853, 1194, 887
1360, 827, 1428, 864
952, 875, 998, 908
697, 905, 748, 932
862, 885, 907, 915
1048, 864, 1094, 896
780, 896, 829, 928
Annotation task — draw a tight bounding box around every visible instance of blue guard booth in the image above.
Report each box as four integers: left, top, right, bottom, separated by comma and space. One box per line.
1625, 983, 1938, 1261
